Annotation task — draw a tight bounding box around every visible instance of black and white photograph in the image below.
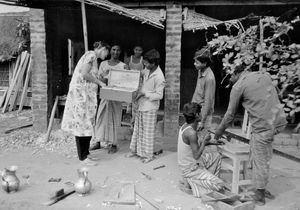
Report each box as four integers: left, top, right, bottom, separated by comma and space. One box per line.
0, 0, 299, 209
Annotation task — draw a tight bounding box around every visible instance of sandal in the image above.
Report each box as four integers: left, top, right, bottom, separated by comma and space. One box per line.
80, 158, 98, 166
141, 157, 155, 163
265, 190, 275, 200
108, 144, 118, 154
89, 142, 101, 151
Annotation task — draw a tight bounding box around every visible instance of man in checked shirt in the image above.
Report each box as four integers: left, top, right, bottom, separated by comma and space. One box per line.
192, 48, 216, 133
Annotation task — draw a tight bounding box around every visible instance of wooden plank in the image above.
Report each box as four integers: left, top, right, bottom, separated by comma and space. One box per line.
9, 53, 30, 112
9, 54, 22, 84
135, 190, 161, 210
12, 54, 23, 79
4, 124, 33, 134
103, 182, 135, 205
2, 52, 27, 113
46, 96, 59, 142
0, 87, 8, 108
18, 56, 32, 112
81, 0, 88, 52
0, 56, 21, 107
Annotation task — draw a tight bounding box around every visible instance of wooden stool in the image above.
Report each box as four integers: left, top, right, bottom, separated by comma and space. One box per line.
219, 143, 252, 194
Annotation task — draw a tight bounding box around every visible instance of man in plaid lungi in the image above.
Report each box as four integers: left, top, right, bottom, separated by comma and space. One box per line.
127, 49, 165, 163
215, 65, 287, 206
178, 103, 225, 197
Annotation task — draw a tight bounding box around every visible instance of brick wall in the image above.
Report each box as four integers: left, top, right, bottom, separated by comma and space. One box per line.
29, 9, 48, 132
163, 4, 182, 149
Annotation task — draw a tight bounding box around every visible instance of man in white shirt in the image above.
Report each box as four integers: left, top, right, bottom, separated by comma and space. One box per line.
126, 49, 166, 163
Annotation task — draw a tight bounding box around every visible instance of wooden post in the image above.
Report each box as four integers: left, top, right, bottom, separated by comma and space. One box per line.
81, 0, 88, 52
46, 96, 59, 141
259, 19, 264, 72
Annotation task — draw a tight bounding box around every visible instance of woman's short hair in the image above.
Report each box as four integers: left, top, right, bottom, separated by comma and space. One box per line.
93, 41, 110, 49
144, 49, 160, 65
183, 102, 201, 124
194, 47, 211, 67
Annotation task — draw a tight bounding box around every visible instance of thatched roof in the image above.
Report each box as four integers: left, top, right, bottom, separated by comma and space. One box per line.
183, 10, 243, 32
75, 0, 165, 29
0, 12, 29, 62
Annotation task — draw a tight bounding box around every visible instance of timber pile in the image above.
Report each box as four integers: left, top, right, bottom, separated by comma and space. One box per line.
0, 51, 32, 113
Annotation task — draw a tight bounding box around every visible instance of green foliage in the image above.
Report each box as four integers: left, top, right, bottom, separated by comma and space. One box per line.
16, 18, 30, 52
208, 16, 300, 118
0, 15, 29, 61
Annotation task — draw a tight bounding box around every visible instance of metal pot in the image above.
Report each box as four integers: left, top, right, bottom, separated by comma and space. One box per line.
74, 168, 92, 196
1, 166, 20, 193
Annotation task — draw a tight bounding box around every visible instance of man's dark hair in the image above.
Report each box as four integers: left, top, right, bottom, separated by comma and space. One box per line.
144, 49, 160, 65
183, 102, 201, 124
194, 48, 211, 67
233, 64, 246, 74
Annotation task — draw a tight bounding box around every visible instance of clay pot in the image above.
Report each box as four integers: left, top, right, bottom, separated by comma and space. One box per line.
74, 168, 92, 196
1, 166, 20, 193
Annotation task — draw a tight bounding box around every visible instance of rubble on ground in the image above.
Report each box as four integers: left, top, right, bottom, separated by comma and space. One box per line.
0, 128, 77, 158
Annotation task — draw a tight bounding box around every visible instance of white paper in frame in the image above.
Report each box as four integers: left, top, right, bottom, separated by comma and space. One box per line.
108, 69, 140, 90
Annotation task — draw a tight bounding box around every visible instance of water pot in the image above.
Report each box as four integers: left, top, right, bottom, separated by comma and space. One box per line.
74, 168, 92, 196
1, 166, 20, 193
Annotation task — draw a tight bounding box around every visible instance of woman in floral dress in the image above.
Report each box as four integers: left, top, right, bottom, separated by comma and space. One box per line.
61, 41, 109, 166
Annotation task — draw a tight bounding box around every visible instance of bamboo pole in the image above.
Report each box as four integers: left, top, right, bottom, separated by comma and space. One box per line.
81, 0, 88, 52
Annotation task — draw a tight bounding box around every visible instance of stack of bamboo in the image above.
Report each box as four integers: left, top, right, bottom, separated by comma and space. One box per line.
0, 51, 32, 113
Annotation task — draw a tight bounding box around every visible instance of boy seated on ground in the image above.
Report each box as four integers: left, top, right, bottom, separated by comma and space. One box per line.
177, 102, 225, 197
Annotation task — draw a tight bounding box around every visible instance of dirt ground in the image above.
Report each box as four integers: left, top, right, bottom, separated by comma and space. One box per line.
1, 110, 300, 210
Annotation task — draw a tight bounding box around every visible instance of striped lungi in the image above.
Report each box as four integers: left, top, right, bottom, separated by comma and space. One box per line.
130, 110, 157, 158
182, 152, 224, 197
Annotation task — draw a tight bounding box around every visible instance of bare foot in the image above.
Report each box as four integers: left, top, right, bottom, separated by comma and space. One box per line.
125, 152, 138, 158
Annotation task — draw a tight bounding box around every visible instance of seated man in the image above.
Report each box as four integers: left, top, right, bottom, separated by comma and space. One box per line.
177, 102, 225, 197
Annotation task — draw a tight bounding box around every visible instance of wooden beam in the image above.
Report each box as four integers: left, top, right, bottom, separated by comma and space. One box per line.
117, 0, 300, 7
81, 0, 88, 52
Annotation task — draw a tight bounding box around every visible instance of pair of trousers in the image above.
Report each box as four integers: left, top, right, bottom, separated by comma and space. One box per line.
75, 136, 92, 161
